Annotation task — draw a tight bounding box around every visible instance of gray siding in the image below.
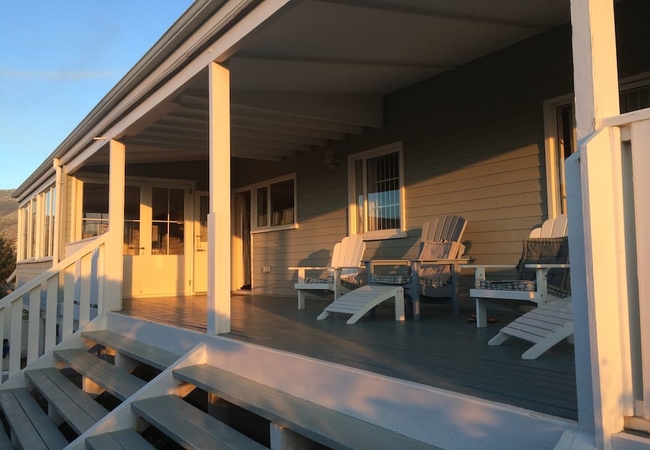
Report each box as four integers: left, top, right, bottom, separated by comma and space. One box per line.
16, 260, 52, 285
239, 1, 650, 303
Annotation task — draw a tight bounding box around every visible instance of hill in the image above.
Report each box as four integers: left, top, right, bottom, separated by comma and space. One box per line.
0, 190, 18, 244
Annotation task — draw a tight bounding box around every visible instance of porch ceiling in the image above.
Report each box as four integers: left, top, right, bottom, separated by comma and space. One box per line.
87, 0, 569, 166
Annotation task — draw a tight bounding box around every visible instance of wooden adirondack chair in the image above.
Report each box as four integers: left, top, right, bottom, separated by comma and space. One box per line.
365, 215, 469, 319
289, 235, 366, 309
464, 214, 571, 359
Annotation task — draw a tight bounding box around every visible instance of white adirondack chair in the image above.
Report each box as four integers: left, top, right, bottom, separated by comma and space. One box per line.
290, 235, 366, 309
366, 215, 469, 319
464, 214, 572, 359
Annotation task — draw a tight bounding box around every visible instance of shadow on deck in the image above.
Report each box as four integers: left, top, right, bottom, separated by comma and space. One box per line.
120, 293, 577, 420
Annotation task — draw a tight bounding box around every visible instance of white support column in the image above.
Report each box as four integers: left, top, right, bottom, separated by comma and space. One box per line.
569, 1, 622, 448
105, 139, 126, 313
570, 0, 620, 140
52, 158, 64, 263
207, 62, 231, 335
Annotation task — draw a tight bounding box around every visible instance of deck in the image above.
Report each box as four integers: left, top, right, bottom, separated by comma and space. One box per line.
120, 293, 577, 421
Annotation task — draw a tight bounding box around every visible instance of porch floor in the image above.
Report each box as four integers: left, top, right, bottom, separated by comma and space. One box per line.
119, 293, 577, 420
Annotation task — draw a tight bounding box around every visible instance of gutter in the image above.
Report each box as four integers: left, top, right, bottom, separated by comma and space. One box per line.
13, 0, 249, 201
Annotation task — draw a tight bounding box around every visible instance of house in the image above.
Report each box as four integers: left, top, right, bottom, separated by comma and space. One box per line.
3, 0, 649, 448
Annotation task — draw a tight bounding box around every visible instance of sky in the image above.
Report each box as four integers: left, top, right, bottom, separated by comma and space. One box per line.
0, 0, 195, 190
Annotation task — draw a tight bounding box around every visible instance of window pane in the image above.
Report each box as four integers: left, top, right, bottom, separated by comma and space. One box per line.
30, 199, 37, 257
20, 206, 28, 260
270, 179, 294, 226
355, 160, 364, 234
43, 190, 51, 257
82, 183, 109, 238
124, 186, 140, 255
257, 187, 268, 227
365, 152, 400, 231
151, 188, 184, 255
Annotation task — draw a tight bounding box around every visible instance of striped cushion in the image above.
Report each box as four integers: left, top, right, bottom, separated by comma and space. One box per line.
340, 275, 363, 290
305, 276, 334, 284
476, 279, 570, 298
420, 276, 452, 289
370, 274, 413, 285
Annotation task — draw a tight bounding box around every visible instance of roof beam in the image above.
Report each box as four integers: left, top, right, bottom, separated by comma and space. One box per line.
233, 92, 384, 128
231, 53, 455, 71
313, 0, 551, 31
232, 116, 346, 140
231, 136, 311, 152
230, 127, 327, 147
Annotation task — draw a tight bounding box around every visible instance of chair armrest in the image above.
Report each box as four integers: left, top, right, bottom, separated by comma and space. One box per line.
414, 257, 470, 264
288, 266, 333, 271
460, 264, 517, 282
362, 259, 413, 266
523, 264, 570, 269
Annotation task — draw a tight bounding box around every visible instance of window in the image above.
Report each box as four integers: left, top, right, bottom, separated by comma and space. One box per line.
348, 142, 405, 239
17, 185, 56, 261
81, 183, 109, 239
151, 187, 185, 255
251, 175, 296, 231
544, 75, 650, 217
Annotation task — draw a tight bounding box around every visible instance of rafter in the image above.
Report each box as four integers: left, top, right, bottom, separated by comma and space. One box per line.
231, 127, 327, 147
312, 0, 551, 31
231, 136, 311, 152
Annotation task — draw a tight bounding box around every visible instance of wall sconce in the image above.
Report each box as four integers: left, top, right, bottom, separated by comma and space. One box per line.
325, 147, 338, 169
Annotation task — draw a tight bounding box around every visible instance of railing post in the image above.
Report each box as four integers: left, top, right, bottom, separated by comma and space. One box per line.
630, 121, 650, 419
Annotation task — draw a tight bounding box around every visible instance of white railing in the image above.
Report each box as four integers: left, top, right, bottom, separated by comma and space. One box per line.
65, 235, 100, 258
576, 109, 650, 432
0, 233, 108, 378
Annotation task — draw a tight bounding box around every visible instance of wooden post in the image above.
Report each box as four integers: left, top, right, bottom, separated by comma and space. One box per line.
52, 158, 63, 264
207, 62, 231, 335
569, 0, 622, 447
105, 139, 126, 313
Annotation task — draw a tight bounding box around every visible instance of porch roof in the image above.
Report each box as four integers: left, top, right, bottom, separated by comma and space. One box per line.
14, 0, 569, 198
120, 293, 577, 420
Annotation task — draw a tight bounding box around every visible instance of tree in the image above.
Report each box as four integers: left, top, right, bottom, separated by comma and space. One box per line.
0, 234, 16, 296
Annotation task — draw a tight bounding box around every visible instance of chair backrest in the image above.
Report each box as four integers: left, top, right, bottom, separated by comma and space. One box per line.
529, 214, 568, 238
331, 235, 366, 269
422, 215, 467, 242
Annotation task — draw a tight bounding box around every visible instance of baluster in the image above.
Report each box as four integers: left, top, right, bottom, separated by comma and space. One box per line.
44, 275, 58, 352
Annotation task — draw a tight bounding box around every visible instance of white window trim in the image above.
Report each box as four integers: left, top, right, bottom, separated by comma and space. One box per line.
244, 173, 298, 234
17, 184, 57, 262
544, 72, 650, 219
348, 141, 406, 241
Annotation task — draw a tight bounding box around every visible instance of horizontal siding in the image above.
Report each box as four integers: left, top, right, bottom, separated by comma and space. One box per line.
238, 2, 650, 303
16, 260, 52, 285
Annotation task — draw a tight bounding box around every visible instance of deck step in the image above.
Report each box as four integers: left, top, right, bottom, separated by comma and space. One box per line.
86, 429, 156, 450
26, 368, 109, 435
0, 388, 68, 450
174, 364, 437, 449
131, 395, 267, 450
82, 330, 181, 371
54, 349, 146, 401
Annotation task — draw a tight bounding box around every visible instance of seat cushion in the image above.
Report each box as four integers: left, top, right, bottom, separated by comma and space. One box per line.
476, 279, 536, 291
305, 276, 334, 284
370, 274, 413, 285
516, 236, 570, 297
417, 240, 461, 288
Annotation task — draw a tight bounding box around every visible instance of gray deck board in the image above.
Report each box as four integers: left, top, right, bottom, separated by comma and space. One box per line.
54, 349, 146, 401
82, 330, 181, 371
26, 368, 109, 434
86, 429, 156, 450
175, 364, 438, 450
120, 293, 577, 420
131, 395, 267, 450
0, 388, 68, 450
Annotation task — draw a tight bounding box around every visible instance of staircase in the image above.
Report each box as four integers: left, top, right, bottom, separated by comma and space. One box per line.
0, 316, 439, 450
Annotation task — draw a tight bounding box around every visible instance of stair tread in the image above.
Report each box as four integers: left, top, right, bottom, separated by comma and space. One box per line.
26, 368, 109, 434
86, 429, 156, 450
0, 388, 68, 450
132, 395, 266, 450
0, 423, 11, 450
82, 330, 180, 371
174, 364, 437, 450
54, 349, 146, 401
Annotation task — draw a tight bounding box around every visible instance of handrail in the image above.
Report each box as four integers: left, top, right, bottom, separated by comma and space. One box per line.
1, 233, 109, 309
0, 232, 110, 379
5, 269, 16, 284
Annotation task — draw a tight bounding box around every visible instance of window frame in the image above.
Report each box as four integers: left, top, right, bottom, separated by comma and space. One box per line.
544, 72, 650, 218
17, 184, 56, 262
246, 173, 298, 234
347, 141, 406, 241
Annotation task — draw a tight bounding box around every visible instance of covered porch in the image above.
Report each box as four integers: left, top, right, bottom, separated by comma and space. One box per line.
121, 293, 577, 420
